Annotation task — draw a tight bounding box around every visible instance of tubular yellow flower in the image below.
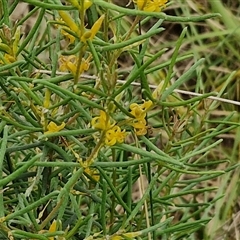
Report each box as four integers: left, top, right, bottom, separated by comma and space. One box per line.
43, 89, 51, 109
91, 110, 114, 130
105, 126, 127, 146
133, 0, 168, 12
58, 10, 80, 34
81, 15, 105, 43
44, 121, 65, 134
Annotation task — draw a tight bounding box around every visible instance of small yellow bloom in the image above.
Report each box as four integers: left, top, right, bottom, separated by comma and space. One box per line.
105, 126, 127, 146
130, 100, 153, 119
129, 100, 152, 136
58, 55, 91, 75
45, 121, 65, 134
130, 118, 148, 136
91, 111, 126, 146
43, 89, 51, 109
133, 0, 168, 12
91, 110, 114, 130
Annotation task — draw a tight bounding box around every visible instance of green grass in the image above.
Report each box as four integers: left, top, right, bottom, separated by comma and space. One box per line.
0, 0, 240, 239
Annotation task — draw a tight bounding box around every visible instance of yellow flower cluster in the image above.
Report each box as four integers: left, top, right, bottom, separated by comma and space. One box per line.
91, 100, 153, 146
55, 1, 104, 77
91, 111, 127, 146
105, 126, 126, 146
129, 100, 153, 136
133, 0, 168, 12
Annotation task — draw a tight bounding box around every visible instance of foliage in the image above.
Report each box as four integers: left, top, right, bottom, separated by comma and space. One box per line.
0, 0, 240, 239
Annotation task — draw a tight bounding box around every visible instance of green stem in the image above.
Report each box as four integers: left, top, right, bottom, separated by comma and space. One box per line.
92, 0, 220, 22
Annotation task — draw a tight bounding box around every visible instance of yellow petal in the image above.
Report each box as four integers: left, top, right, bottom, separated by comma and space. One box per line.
90, 14, 105, 40
45, 121, 65, 134
58, 10, 79, 34
142, 100, 153, 110
81, 15, 105, 43
91, 111, 113, 130
83, 0, 93, 10
43, 89, 51, 109
49, 220, 57, 240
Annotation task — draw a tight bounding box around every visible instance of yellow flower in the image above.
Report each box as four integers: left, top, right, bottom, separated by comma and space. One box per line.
129, 100, 152, 136
130, 118, 148, 136
130, 100, 153, 119
91, 110, 114, 130
43, 89, 51, 109
81, 15, 105, 43
105, 126, 127, 146
133, 0, 168, 12
58, 55, 91, 75
45, 121, 65, 134
91, 111, 126, 145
